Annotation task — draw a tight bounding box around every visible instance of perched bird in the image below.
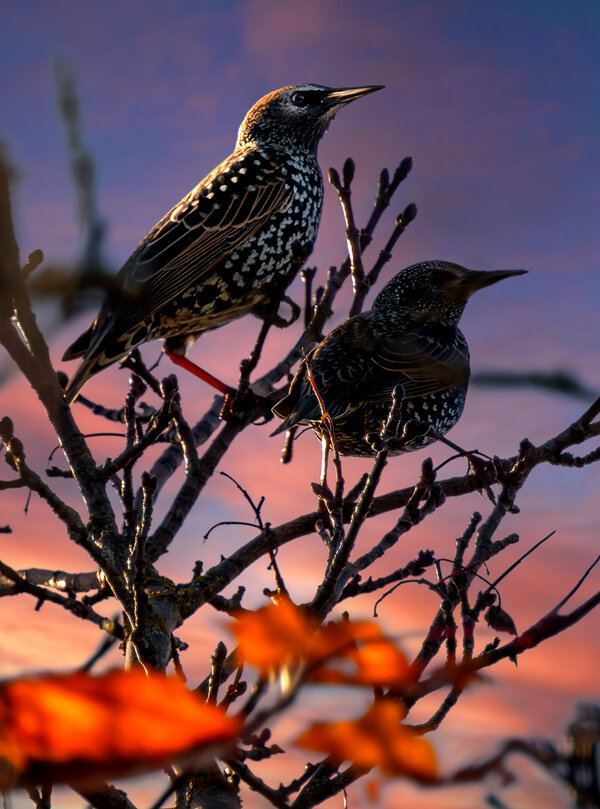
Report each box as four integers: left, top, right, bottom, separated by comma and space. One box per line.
272, 261, 526, 456
62, 83, 383, 402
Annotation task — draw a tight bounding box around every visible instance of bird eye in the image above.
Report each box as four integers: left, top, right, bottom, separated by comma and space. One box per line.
431, 268, 460, 287
291, 92, 307, 107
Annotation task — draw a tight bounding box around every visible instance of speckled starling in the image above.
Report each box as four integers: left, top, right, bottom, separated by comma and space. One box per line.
62, 83, 383, 402
272, 261, 526, 456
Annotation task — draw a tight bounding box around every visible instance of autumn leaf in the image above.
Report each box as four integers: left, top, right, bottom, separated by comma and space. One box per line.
311, 635, 411, 690
232, 598, 324, 671
233, 598, 414, 692
0, 669, 241, 788
297, 698, 437, 782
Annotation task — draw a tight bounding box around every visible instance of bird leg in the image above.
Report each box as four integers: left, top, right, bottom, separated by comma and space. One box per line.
164, 348, 235, 397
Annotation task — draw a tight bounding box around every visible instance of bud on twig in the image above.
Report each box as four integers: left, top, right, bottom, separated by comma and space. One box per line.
327, 167, 341, 189
22, 249, 44, 279
342, 157, 355, 188
0, 416, 14, 441
378, 167, 389, 195
160, 375, 178, 399
396, 155, 412, 182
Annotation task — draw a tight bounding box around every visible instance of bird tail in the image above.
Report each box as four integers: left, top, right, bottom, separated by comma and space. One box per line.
270, 412, 297, 437
62, 323, 95, 361
270, 384, 303, 435
270, 382, 321, 436
62, 354, 106, 403
62, 315, 126, 403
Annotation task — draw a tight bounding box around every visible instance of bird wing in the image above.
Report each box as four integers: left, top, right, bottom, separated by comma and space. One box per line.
272, 318, 376, 430
366, 323, 470, 401
272, 320, 470, 433
110, 147, 295, 324
310, 321, 470, 418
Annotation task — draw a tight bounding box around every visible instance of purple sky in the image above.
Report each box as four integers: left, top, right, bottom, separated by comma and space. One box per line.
2, 2, 600, 807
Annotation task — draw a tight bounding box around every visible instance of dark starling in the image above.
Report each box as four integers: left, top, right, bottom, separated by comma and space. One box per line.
272, 261, 526, 456
62, 83, 383, 402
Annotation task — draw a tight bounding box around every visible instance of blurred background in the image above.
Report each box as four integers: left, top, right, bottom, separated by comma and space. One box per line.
1, 1, 599, 807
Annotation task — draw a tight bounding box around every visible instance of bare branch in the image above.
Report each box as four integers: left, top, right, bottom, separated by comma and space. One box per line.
0, 558, 122, 637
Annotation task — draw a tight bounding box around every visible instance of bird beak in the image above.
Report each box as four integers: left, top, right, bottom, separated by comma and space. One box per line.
324, 85, 385, 107
458, 268, 528, 296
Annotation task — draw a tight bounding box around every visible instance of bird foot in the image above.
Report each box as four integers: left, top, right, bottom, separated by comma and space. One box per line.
257, 294, 301, 328
218, 386, 256, 423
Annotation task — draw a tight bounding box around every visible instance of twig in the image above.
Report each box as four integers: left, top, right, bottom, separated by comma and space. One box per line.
349, 457, 443, 578
328, 160, 367, 306
311, 386, 408, 615
300, 267, 317, 328
339, 550, 436, 600
473, 531, 557, 614
0, 559, 122, 637
146, 417, 250, 563
99, 390, 175, 480
0, 567, 101, 597
73, 784, 138, 809
226, 758, 289, 809
206, 641, 228, 704
362, 202, 417, 299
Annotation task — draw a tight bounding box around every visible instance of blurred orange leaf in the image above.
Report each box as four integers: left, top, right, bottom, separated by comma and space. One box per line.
233, 598, 413, 692
0, 669, 241, 787
232, 598, 324, 671
312, 636, 411, 690
365, 777, 381, 803
297, 698, 437, 782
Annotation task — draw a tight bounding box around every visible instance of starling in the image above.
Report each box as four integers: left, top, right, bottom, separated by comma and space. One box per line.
62, 83, 383, 402
272, 261, 526, 456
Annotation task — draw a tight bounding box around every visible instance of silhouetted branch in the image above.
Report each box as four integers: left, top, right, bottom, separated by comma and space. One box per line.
0, 567, 101, 596
471, 369, 597, 401
0, 558, 121, 636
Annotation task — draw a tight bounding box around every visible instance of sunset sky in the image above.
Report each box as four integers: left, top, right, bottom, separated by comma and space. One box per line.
1, 2, 600, 807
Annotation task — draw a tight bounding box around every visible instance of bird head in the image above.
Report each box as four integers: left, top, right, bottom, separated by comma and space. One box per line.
373, 261, 527, 323
236, 84, 384, 151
